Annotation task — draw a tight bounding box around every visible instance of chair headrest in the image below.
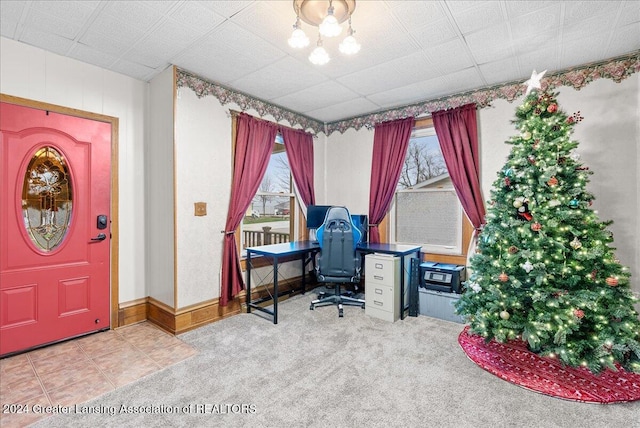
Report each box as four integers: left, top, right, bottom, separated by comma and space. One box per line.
323, 206, 351, 224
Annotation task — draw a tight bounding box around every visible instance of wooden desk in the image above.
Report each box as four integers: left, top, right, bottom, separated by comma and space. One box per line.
246, 240, 321, 324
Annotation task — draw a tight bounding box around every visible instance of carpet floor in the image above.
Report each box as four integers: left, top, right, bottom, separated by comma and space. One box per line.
31, 291, 640, 428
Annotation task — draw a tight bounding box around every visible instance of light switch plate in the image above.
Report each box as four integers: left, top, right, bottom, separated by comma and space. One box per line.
194, 202, 207, 216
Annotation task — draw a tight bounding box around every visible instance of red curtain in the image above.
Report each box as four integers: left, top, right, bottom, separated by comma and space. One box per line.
281, 127, 315, 207
368, 117, 414, 243
220, 113, 278, 306
432, 103, 485, 235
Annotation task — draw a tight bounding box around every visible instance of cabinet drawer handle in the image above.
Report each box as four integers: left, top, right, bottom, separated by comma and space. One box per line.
374, 301, 383, 306
375, 288, 383, 294
374, 275, 383, 281
375, 263, 383, 269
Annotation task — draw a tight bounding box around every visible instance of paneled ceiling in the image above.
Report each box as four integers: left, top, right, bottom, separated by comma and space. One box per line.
1, 1, 638, 123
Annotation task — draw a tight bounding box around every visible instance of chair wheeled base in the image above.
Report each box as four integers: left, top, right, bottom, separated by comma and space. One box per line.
309, 283, 365, 317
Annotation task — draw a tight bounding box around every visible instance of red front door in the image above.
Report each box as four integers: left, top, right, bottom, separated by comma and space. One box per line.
0, 102, 111, 356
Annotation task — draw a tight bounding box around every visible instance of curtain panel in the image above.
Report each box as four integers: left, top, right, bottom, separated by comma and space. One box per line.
432, 103, 486, 260
281, 127, 315, 207
220, 113, 278, 306
368, 117, 414, 243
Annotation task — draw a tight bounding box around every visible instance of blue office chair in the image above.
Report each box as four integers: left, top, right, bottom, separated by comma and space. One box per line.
309, 206, 365, 317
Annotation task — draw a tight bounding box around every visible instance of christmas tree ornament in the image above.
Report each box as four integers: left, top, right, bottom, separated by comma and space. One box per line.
569, 237, 582, 249
569, 199, 579, 208
573, 309, 585, 319
524, 69, 547, 95
508, 246, 519, 254
498, 272, 509, 282
521, 260, 534, 273
530, 222, 542, 231
521, 131, 532, 140
499, 310, 511, 320
590, 269, 598, 281
547, 103, 558, 113
547, 176, 559, 186
605, 276, 619, 287
548, 199, 561, 207
527, 155, 536, 164
513, 198, 523, 208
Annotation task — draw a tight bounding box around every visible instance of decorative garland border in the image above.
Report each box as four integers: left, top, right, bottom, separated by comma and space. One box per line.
176, 69, 325, 135
176, 51, 639, 136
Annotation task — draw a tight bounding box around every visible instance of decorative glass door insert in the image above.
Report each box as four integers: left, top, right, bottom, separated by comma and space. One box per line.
21, 146, 73, 251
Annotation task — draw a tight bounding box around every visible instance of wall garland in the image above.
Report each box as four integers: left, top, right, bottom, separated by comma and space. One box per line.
176, 51, 639, 136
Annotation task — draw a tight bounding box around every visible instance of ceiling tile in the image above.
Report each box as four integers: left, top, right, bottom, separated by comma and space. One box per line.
308, 97, 383, 123
101, 1, 166, 32
605, 23, 640, 59
504, 1, 559, 18
387, 1, 448, 29
272, 80, 360, 113
517, 46, 562, 77
168, 2, 226, 35
228, 56, 328, 101
478, 57, 521, 86
0, 1, 25, 38
336, 52, 439, 96
509, 5, 561, 41
23, 9, 83, 40
425, 37, 476, 74
19, 27, 75, 56
68, 42, 119, 69
199, 1, 254, 19
448, 1, 505, 35
464, 23, 513, 64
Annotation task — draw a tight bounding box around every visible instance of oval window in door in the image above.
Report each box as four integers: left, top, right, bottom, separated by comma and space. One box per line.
21, 146, 73, 251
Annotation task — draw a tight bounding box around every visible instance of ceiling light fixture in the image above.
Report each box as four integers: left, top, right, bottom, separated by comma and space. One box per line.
289, 0, 359, 65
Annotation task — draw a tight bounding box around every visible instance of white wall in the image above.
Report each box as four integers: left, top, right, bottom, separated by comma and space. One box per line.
0, 37, 147, 304
147, 67, 176, 307
320, 127, 373, 215
174, 88, 232, 308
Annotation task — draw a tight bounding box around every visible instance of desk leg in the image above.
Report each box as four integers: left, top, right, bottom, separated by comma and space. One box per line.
301, 256, 306, 294
246, 252, 252, 314
273, 257, 279, 325
400, 257, 405, 320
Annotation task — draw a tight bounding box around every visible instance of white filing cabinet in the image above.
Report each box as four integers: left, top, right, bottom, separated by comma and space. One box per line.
365, 253, 400, 322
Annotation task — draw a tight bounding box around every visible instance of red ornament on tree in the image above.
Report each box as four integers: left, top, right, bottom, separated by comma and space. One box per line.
547, 103, 558, 113
547, 176, 559, 186
606, 276, 619, 287
573, 309, 585, 319
498, 272, 509, 282
531, 222, 542, 231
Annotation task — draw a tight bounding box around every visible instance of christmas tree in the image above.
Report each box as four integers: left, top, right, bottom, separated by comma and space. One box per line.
456, 71, 640, 374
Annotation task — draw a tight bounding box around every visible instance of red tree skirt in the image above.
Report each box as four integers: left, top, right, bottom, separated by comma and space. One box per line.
458, 326, 640, 403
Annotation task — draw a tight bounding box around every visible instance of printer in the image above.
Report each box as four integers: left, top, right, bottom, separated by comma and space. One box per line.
419, 262, 466, 294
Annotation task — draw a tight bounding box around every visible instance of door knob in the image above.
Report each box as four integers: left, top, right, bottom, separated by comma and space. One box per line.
90, 233, 107, 241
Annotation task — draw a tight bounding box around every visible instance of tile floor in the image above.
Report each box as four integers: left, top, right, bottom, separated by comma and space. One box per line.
0, 322, 197, 427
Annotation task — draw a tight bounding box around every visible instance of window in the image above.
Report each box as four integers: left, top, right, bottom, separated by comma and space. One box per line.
241, 135, 295, 251
390, 119, 467, 257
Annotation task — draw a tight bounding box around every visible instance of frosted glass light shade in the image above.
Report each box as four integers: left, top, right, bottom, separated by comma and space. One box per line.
288, 28, 310, 48
309, 46, 330, 65
319, 13, 342, 37
339, 34, 360, 54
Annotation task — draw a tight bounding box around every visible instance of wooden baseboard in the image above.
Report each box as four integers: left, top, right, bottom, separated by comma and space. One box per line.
117, 276, 311, 334
117, 298, 147, 327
